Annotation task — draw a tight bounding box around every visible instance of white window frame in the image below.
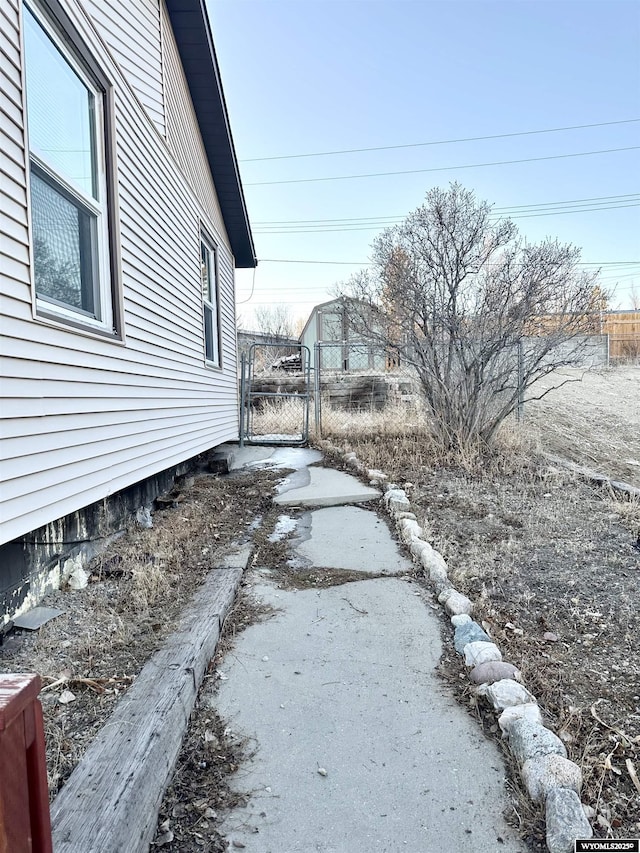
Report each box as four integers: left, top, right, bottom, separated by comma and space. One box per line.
22, 0, 115, 334
201, 233, 221, 367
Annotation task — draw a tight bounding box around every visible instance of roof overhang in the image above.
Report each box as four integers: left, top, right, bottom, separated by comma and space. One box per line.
165, 0, 257, 268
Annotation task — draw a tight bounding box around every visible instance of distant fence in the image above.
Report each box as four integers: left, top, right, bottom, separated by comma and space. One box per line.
542, 334, 608, 368
602, 312, 640, 362
310, 336, 610, 437
241, 332, 629, 440
237, 331, 300, 371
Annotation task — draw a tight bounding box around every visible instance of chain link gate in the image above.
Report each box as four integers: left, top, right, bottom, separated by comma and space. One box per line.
239, 343, 312, 445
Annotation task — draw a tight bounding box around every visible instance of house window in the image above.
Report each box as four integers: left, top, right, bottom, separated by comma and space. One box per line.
200, 235, 220, 366
22, 2, 114, 331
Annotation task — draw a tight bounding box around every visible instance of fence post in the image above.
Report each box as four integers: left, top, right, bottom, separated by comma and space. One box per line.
0, 674, 52, 853
314, 343, 321, 438
239, 351, 246, 447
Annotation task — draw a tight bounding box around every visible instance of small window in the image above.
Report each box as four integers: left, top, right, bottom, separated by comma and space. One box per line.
23, 2, 115, 331
200, 235, 221, 366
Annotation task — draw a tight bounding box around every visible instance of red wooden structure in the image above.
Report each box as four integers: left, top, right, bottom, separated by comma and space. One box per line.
0, 674, 52, 852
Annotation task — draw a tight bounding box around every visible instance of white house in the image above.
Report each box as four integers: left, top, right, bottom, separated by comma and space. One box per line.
0, 0, 256, 620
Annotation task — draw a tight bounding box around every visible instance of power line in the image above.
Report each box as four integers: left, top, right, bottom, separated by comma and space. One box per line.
252, 193, 640, 225
495, 202, 640, 221
246, 146, 640, 187
254, 202, 640, 234
242, 300, 330, 305
236, 267, 257, 304
493, 193, 640, 212
240, 118, 640, 162
253, 258, 640, 268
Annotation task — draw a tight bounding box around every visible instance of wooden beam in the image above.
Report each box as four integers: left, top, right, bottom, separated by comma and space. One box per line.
50, 566, 243, 852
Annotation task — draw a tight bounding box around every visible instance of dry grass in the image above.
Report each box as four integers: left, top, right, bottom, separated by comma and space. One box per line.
606, 493, 640, 535
317, 396, 427, 436
525, 366, 640, 488
129, 554, 172, 613
248, 396, 307, 438
254, 389, 545, 472
334, 424, 640, 843
327, 415, 540, 476
0, 469, 281, 799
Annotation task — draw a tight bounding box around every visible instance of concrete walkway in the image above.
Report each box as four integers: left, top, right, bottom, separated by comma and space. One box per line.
208, 446, 526, 853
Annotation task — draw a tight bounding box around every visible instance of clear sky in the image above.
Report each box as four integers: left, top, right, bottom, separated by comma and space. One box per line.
207, 0, 640, 329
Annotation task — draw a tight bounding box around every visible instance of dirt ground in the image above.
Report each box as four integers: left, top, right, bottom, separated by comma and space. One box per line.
0, 467, 280, 809
0, 365, 638, 851
524, 366, 640, 489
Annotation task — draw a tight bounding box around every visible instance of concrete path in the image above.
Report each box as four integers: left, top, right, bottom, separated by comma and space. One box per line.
209, 447, 526, 852
292, 506, 412, 574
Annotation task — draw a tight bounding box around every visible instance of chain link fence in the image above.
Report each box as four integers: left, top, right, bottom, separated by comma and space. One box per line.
240, 336, 612, 444
311, 336, 610, 439
239, 344, 311, 445
312, 342, 425, 439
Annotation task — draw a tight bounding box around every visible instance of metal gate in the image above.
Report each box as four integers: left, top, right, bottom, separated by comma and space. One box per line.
239, 343, 311, 445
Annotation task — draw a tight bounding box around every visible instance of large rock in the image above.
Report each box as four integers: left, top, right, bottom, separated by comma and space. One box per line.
476, 679, 534, 710
521, 754, 582, 803
420, 544, 448, 576
437, 587, 456, 604
385, 489, 411, 513
395, 511, 416, 521
432, 574, 451, 596
451, 614, 472, 628
545, 788, 592, 853
409, 539, 429, 560
498, 703, 542, 735
399, 518, 423, 543
463, 641, 502, 667
469, 661, 521, 686
427, 564, 448, 588
454, 621, 490, 653
508, 719, 567, 766
444, 592, 472, 617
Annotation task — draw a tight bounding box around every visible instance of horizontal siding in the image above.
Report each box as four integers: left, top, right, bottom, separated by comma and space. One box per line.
161, 1, 227, 244
0, 21, 21, 74
0, 229, 29, 266
4, 429, 223, 535
0, 408, 235, 443
82, 0, 165, 134
0, 86, 22, 126
3, 415, 231, 485
0, 0, 31, 316
1, 151, 26, 186
0, 0, 240, 545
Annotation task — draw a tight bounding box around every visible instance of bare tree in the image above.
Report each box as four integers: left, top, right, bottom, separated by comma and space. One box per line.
338, 184, 606, 453
254, 304, 296, 342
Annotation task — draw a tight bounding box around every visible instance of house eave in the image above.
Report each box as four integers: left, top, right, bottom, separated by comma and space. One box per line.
165, 0, 257, 269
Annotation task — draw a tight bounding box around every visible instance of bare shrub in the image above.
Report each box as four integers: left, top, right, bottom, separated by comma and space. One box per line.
338, 183, 606, 458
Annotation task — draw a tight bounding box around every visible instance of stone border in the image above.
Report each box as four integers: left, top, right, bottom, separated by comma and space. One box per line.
323, 443, 594, 853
